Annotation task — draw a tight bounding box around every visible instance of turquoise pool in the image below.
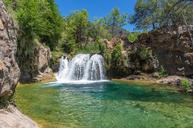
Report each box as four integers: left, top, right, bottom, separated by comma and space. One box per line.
15, 81, 193, 128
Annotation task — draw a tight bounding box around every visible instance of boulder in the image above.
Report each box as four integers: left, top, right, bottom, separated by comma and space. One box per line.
20, 43, 54, 82
0, 105, 38, 128
157, 76, 182, 86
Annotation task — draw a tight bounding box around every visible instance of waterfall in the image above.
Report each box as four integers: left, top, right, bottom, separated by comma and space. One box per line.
56, 54, 106, 82
56, 56, 69, 80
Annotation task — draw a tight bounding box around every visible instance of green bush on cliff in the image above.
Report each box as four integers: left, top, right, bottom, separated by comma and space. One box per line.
137, 46, 152, 60
158, 66, 168, 77
181, 79, 191, 92
127, 32, 141, 43
3, 0, 64, 75
4, 0, 63, 50
111, 43, 123, 66
76, 41, 105, 54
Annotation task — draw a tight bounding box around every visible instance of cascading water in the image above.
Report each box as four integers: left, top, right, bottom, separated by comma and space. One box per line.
56, 54, 106, 83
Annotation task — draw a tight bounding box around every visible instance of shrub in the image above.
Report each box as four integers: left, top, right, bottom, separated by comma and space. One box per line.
181, 79, 191, 92
111, 43, 122, 66
159, 66, 168, 77
137, 46, 152, 60
127, 32, 141, 43
76, 41, 105, 54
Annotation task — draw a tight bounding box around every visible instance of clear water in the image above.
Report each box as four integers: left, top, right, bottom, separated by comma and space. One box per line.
15, 81, 193, 128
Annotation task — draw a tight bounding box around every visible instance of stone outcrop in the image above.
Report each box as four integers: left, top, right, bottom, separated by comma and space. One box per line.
157, 76, 193, 92
0, 1, 38, 127
0, 105, 38, 128
138, 26, 193, 78
157, 76, 183, 86
20, 43, 54, 82
0, 0, 20, 98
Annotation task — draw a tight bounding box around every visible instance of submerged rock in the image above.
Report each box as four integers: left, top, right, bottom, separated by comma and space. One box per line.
0, 105, 38, 128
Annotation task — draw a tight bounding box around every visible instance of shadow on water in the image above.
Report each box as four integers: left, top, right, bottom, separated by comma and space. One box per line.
43, 81, 185, 104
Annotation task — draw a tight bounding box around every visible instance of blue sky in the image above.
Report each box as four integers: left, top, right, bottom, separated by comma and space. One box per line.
55, 0, 137, 31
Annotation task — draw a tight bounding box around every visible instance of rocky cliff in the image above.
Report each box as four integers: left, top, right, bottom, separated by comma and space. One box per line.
138, 26, 193, 78
0, 0, 20, 99
0, 1, 38, 127
19, 43, 54, 83
104, 38, 159, 78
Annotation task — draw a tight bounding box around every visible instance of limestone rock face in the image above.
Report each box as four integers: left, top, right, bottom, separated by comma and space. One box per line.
0, 0, 20, 98
0, 105, 38, 128
139, 27, 193, 78
33, 44, 53, 82
0, 1, 38, 128
20, 43, 53, 82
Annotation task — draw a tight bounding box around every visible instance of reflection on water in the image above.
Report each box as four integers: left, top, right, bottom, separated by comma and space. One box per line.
15, 81, 193, 128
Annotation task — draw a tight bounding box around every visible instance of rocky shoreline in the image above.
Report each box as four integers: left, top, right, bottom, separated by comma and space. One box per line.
115, 74, 193, 94
0, 105, 38, 128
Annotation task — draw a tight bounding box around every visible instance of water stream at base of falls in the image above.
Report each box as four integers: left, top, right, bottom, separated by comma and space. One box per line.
56, 54, 107, 83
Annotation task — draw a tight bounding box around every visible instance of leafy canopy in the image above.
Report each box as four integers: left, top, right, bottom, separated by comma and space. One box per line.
130, 0, 193, 30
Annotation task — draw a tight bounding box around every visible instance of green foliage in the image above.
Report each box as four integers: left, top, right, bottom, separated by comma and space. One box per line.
181, 79, 191, 91
104, 8, 128, 37
111, 43, 123, 66
87, 19, 111, 41
61, 10, 112, 55
0, 95, 13, 108
0, 98, 8, 108
3, 0, 64, 75
76, 41, 106, 54
63, 10, 88, 49
130, 0, 193, 30
127, 32, 141, 43
50, 50, 64, 69
137, 46, 152, 60
159, 66, 168, 77
41, 0, 64, 49
4, 0, 63, 50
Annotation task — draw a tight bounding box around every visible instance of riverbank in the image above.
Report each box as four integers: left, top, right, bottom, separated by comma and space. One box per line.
113, 74, 193, 94
113, 79, 179, 92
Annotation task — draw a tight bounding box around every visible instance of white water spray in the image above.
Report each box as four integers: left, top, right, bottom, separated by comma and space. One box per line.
56, 54, 106, 83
